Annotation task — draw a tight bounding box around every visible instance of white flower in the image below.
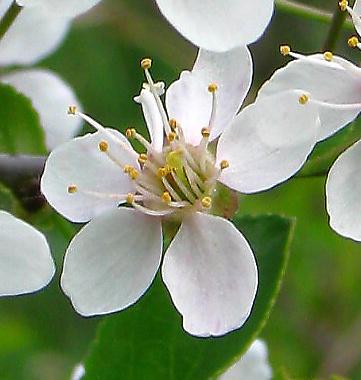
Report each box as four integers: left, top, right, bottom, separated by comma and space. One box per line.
0, 211, 54, 296
70, 363, 85, 380
0, 1, 84, 149
255, 2, 361, 241
41, 48, 319, 337
154, 0, 275, 52
219, 339, 272, 380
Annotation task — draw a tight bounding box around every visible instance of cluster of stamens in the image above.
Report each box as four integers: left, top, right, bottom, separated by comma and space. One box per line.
66, 58, 230, 218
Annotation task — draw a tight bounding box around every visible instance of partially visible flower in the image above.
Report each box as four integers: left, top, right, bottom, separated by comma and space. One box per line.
41, 49, 319, 336
219, 339, 272, 380
154, 0, 274, 52
255, 2, 361, 241
0, 1, 84, 149
0, 211, 54, 296
68, 339, 272, 380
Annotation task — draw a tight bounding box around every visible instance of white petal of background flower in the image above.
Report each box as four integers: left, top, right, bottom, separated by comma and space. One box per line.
0, 211, 54, 296
0, 7, 69, 66
2, 69, 82, 150
155, 0, 274, 51
61, 208, 162, 316
217, 90, 319, 194
70, 364, 85, 380
258, 54, 361, 141
219, 340, 272, 380
41, 130, 138, 223
16, 0, 102, 18
134, 88, 164, 152
326, 140, 361, 241
162, 212, 258, 337
166, 47, 253, 145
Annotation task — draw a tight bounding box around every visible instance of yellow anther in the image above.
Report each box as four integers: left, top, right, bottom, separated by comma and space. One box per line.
201, 196, 212, 209
126, 193, 135, 204
67, 184, 78, 194
167, 131, 177, 142
208, 83, 218, 93
98, 140, 109, 152
280, 45, 291, 56
162, 191, 172, 203
201, 127, 210, 138
157, 167, 168, 177
138, 153, 148, 164
141, 58, 152, 70
123, 164, 132, 174
220, 160, 230, 170
348, 36, 359, 48
128, 168, 139, 180
299, 94, 309, 105
339, 0, 348, 11
125, 128, 136, 139
67, 106, 77, 115
323, 51, 333, 62
169, 119, 178, 130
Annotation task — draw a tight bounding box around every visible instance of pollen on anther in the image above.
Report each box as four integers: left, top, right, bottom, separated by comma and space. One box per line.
169, 119, 178, 130
299, 94, 309, 105
141, 58, 152, 70
348, 36, 359, 48
157, 167, 167, 177
138, 153, 148, 164
220, 160, 229, 170
67, 184, 78, 194
126, 193, 135, 204
323, 51, 333, 61
201, 127, 210, 138
98, 140, 109, 152
67, 106, 77, 115
162, 191, 172, 203
125, 128, 136, 139
167, 132, 177, 142
201, 196, 212, 209
208, 83, 218, 93
339, 0, 348, 11
280, 45, 291, 56
129, 168, 139, 180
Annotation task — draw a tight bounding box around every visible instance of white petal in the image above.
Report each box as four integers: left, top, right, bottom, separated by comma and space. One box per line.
219, 340, 272, 380
61, 208, 162, 316
16, 0, 102, 18
2, 69, 82, 150
41, 130, 138, 223
0, 211, 54, 296
166, 47, 253, 145
217, 90, 319, 194
134, 88, 163, 152
258, 54, 361, 141
354, 0, 361, 15
0, 7, 69, 66
70, 364, 85, 380
0, 0, 12, 18
155, 0, 274, 51
162, 212, 257, 337
326, 140, 361, 241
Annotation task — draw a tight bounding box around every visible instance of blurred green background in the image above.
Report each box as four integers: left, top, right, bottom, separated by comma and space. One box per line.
1, 0, 361, 378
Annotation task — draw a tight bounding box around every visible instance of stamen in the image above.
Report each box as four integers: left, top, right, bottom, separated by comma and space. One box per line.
339, 0, 348, 11
98, 140, 109, 152
131, 201, 175, 216
167, 131, 177, 142
127, 193, 135, 204
323, 51, 333, 62
220, 160, 230, 170
298, 94, 309, 105
201, 196, 212, 209
161, 177, 183, 202
162, 191, 172, 204
183, 165, 203, 199
348, 36, 360, 48
280, 45, 291, 56
201, 128, 211, 138
138, 153, 148, 164
207, 83, 218, 131
68, 107, 137, 158
67, 184, 77, 194
169, 119, 178, 131
140, 58, 172, 136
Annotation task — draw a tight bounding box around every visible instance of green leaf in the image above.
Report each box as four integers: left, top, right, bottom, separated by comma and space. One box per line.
84, 215, 294, 380
0, 83, 46, 155
299, 119, 361, 178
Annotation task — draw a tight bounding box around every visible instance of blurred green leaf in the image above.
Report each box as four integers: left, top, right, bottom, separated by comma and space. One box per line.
84, 215, 294, 380
0, 84, 46, 155
299, 119, 361, 178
